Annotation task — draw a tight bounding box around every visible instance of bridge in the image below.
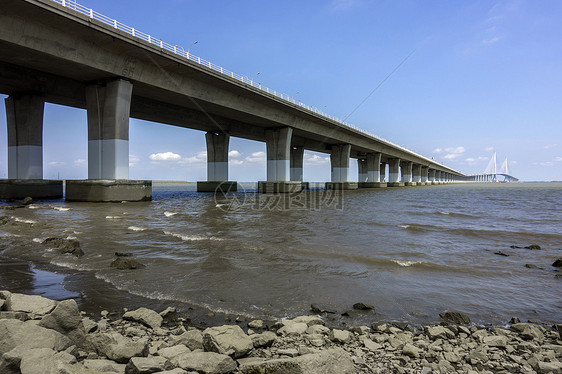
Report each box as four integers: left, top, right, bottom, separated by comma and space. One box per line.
1, 0, 475, 201
466, 153, 519, 183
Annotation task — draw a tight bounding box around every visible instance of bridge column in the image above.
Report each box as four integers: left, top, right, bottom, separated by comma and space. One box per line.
357, 158, 367, 183
326, 144, 357, 190
387, 158, 403, 187
359, 152, 386, 188
66, 79, 151, 202
290, 146, 309, 190
401, 161, 415, 186
197, 132, 237, 192
421, 166, 429, 185
429, 168, 436, 184
380, 161, 387, 183
258, 127, 302, 193
412, 164, 421, 185
0, 94, 62, 199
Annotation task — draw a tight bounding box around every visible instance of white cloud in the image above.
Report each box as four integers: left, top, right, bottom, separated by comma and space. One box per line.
178, 151, 207, 164
539, 162, 554, 167
129, 155, 140, 168
544, 144, 558, 149
149, 152, 181, 161
230, 159, 244, 166
48, 161, 66, 166
304, 153, 330, 165
442, 146, 466, 160
74, 159, 86, 167
229, 150, 241, 158
245, 151, 266, 163
482, 36, 503, 45
432, 148, 443, 154
555, 157, 562, 162
465, 158, 476, 163
484, 146, 494, 152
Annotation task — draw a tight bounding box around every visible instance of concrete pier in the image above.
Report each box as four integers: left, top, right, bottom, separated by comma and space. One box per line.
326, 144, 358, 190
1, 94, 63, 199
259, 127, 302, 193
401, 161, 416, 186
387, 158, 404, 187
413, 164, 422, 184
197, 132, 237, 192
66, 180, 151, 202
358, 153, 386, 188
421, 166, 429, 185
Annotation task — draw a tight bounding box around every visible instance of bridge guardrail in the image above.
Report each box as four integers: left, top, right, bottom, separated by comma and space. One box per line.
48, 0, 462, 174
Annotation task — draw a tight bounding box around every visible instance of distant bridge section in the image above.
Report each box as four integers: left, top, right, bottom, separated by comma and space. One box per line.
1, 0, 467, 200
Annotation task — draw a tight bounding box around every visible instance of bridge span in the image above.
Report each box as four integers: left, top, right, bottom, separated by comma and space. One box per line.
1, 0, 469, 201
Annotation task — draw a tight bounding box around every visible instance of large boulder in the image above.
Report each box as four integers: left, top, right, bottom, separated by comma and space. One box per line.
0, 319, 71, 355
39, 299, 85, 345
203, 325, 253, 358
238, 348, 354, 374
157, 345, 191, 360
43, 237, 84, 257
18, 347, 77, 374
168, 329, 203, 351
439, 311, 471, 325
511, 323, 545, 341
125, 356, 173, 374
425, 325, 455, 340
123, 307, 163, 330
251, 331, 277, 348
83, 358, 126, 373
111, 258, 145, 270
173, 351, 236, 374
83, 332, 148, 363
4, 293, 57, 317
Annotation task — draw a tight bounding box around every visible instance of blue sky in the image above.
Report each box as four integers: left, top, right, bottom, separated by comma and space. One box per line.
1, 0, 561, 181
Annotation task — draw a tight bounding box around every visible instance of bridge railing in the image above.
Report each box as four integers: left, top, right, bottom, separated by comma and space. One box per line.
48, 0, 462, 174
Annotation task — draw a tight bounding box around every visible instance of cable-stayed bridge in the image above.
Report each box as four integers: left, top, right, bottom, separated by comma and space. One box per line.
467, 152, 519, 182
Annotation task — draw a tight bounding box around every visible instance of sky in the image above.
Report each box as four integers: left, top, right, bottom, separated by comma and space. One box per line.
1, 0, 561, 181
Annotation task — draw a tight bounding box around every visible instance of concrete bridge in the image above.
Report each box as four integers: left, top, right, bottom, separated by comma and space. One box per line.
0, 0, 466, 201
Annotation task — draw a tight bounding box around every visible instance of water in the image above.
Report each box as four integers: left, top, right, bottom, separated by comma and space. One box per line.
1, 182, 561, 326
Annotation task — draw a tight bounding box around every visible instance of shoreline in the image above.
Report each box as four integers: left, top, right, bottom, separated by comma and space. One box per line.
1, 290, 561, 373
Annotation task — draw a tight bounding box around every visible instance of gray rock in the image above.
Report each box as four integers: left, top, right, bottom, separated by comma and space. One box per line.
169, 329, 203, 351
248, 319, 266, 329
305, 325, 330, 335
277, 321, 308, 337
173, 351, 237, 374
537, 360, 562, 374
111, 257, 146, 270
203, 325, 253, 358
4, 293, 57, 316
362, 338, 383, 352
329, 329, 351, 344
426, 326, 455, 340
82, 316, 98, 333
125, 356, 173, 374
123, 308, 163, 330
84, 332, 148, 363
483, 335, 508, 348
153, 370, 188, 374
278, 348, 299, 357
0, 311, 29, 321
22, 197, 34, 205
352, 302, 374, 310
19, 348, 77, 374
511, 323, 545, 341
402, 343, 420, 358
43, 237, 84, 257
439, 311, 471, 325
238, 348, 354, 374
310, 304, 337, 314
290, 316, 324, 326
39, 299, 85, 345
251, 331, 277, 348
83, 358, 127, 373
159, 307, 177, 326
553, 258, 562, 267
157, 345, 191, 360
0, 319, 72, 355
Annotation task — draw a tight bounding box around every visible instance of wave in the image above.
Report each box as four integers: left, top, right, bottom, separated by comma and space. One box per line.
392, 260, 423, 267
128, 226, 146, 232
12, 217, 36, 224
52, 206, 71, 212
105, 216, 122, 220
27, 205, 39, 210
397, 224, 430, 232
32, 238, 43, 243
437, 211, 476, 218
163, 231, 223, 242
164, 211, 178, 217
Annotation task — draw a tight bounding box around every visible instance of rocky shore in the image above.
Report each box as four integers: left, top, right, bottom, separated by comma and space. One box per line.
1, 291, 561, 373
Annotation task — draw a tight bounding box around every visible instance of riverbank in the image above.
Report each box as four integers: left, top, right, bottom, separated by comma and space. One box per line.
1, 291, 561, 374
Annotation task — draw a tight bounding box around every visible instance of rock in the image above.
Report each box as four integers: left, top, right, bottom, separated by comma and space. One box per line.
362, 338, 383, 352
159, 307, 177, 326
43, 237, 84, 257
306, 325, 330, 335
310, 304, 336, 314
4, 293, 57, 316
483, 335, 508, 348
154, 370, 188, 374
556, 324, 562, 339
278, 348, 299, 357
402, 343, 420, 358
19, 348, 79, 374
290, 315, 324, 326
525, 264, 542, 269
83, 358, 127, 373
238, 348, 354, 374
84, 332, 148, 364
173, 351, 236, 374
439, 311, 471, 325
329, 329, 351, 344
525, 244, 542, 250
203, 325, 253, 358
0, 311, 29, 321
158, 345, 191, 360
510, 317, 521, 324
251, 331, 277, 348
22, 197, 33, 205
511, 323, 545, 340
494, 251, 509, 256
277, 321, 308, 337
426, 325, 454, 340
115, 252, 134, 257
39, 299, 85, 345
0, 319, 72, 355
248, 319, 266, 329
123, 307, 163, 330
110, 257, 146, 270
537, 360, 562, 374
125, 356, 173, 374
352, 302, 374, 310
553, 258, 562, 267
168, 329, 203, 351
82, 316, 98, 333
